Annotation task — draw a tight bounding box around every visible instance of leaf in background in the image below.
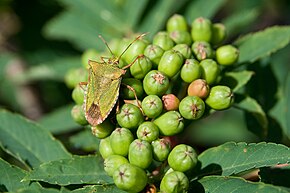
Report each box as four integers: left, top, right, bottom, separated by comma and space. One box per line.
38, 104, 80, 135
15, 187, 61, 193
139, 0, 188, 40
24, 155, 112, 186
190, 175, 290, 193
195, 142, 290, 177
260, 165, 290, 188
0, 110, 71, 168
235, 26, 290, 64
61, 184, 126, 193
0, 158, 39, 192
234, 95, 268, 135
69, 129, 100, 152
184, 0, 226, 22
221, 70, 254, 92
223, 8, 260, 38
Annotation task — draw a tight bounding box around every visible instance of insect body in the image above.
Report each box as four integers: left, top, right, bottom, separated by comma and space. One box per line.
82, 34, 146, 126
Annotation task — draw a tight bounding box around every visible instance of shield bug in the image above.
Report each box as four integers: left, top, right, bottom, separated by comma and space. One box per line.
81, 33, 147, 126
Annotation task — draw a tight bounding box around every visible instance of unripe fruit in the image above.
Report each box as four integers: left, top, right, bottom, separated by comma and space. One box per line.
123, 38, 149, 64
91, 119, 114, 139
65, 68, 88, 89
153, 111, 184, 136
158, 49, 184, 78
205, 85, 234, 110
104, 155, 129, 176
191, 41, 213, 61
71, 105, 88, 125
116, 104, 144, 130
169, 31, 192, 45
129, 55, 152, 79
99, 137, 114, 159
113, 163, 148, 192
110, 128, 134, 156
160, 170, 189, 193
216, 45, 239, 66
153, 31, 175, 51
144, 44, 165, 68
143, 70, 170, 96
211, 23, 226, 45
81, 49, 99, 69
166, 14, 188, 32
120, 78, 144, 99
128, 139, 153, 169
187, 79, 209, 99
151, 138, 171, 162
172, 44, 192, 59
141, 95, 163, 118
137, 122, 159, 142
179, 96, 205, 120
72, 84, 85, 105
180, 59, 201, 83
191, 17, 212, 42
167, 144, 198, 172
200, 59, 220, 85
162, 94, 180, 111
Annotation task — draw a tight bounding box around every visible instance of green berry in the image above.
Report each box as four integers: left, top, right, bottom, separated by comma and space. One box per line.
65, 68, 88, 89
153, 111, 184, 136
151, 138, 171, 162
91, 119, 114, 139
216, 45, 239, 66
116, 104, 144, 130
71, 104, 88, 125
200, 59, 220, 85
113, 163, 148, 192
166, 14, 188, 32
205, 85, 234, 110
144, 44, 165, 68
104, 155, 129, 177
179, 96, 205, 120
143, 70, 170, 96
162, 94, 180, 111
99, 136, 114, 159
191, 41, 213, 61
169, 31, 192, 45
137, 122, 159, 142
110, 127, 134, 156
172, 44, 192, 59
187, 79, 209, 99
167, 144, 198, 172
129, 54, 152, 79
128, 139, 153, 169
158, 49, 184, 78
120, 78, 144, 100
211, 23, 226, 45
153, 31, 175, 51
191, 17, 212, 42
81, 49, 99, 69
160, 170, 189, 193
180, 59, 201, 83
123, 38, 149, 64
141, 95, 163, 118
72, 84, 85, 105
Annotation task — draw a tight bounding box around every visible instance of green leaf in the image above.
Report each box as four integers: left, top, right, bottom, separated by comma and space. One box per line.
24, 155, 112, 186
221, 70, 254, 92
62, 184, 126, 193
0, 158, 39, 192
196, 142, 290, 177
234, 95, 268, 133
185, 0, 226, 22
69, 129, 100, 152
235, 26, 290, 64
15, 187, 61, 193
38, 104, 80, 134
190, 176, 289, 193
0, 110, 71, 168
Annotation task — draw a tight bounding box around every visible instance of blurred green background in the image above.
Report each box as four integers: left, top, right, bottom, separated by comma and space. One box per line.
0, 0, 290, 151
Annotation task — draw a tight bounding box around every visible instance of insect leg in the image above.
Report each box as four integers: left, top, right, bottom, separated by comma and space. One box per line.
79, 82, 88, 91
121, 54, 144, 71
121, 83, 144, 115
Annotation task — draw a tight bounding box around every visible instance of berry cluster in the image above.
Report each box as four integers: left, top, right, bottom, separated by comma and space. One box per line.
68, 14, 239, 193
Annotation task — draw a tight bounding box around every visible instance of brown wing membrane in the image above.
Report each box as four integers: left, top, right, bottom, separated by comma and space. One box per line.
86, 103, 103, 126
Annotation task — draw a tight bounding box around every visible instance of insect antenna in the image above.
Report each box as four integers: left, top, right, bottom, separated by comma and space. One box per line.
117, 33, 148, 61
98, 35, 115, 57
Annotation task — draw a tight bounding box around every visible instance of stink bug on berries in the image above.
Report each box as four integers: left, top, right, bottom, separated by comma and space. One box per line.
81, 33, 147, 126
